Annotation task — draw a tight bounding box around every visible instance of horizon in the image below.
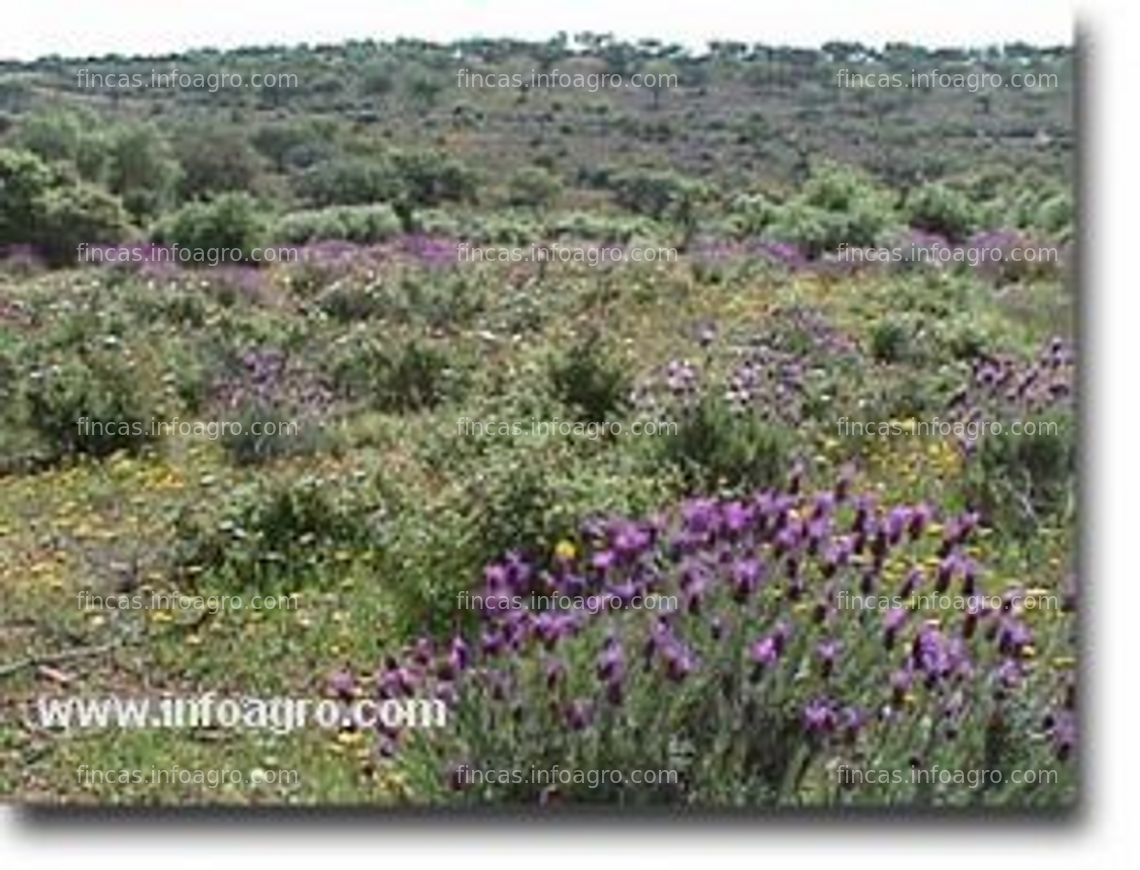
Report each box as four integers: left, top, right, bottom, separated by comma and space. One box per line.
2, 0, 1074, 63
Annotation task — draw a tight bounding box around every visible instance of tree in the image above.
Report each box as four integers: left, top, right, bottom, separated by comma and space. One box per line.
34, 182, 133, 265
0, 148, 54, 245
174, 126, 264, 199
14, 109, 106, 180
296, 157, 402, 207
103, 123, 182, 219
0, 147, 132, 265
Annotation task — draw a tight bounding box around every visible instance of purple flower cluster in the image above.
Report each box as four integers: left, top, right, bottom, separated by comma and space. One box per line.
946, 336, 1074, 452
212, 345, 333, 416
348, 468, 1073, 773
634, 306, 861, 425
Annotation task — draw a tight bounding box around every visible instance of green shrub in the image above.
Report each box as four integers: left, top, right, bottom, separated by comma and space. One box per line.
905, 183, 980, 242
173, 476, 377, 589
154, 192, 268, 261
727, 192, 780, 237
963, 409, 1075, 537
333, 337, 467, 413
608, 168, 709, 222
14, 109, 105, 178
658, 396, 789, 491
218, 401, 332, 466
173, 126, 264, 199
21, 355, 157, 460
767, 163, 895, 256
102, 122, 182, 220
276, 203, 402, 244
0, 147, 131, 264
296, 157, 402, 207
35, 182, 133, 265
390, 149, 479, 208
548, 339, 631, 424
506, 166, 563, 208
0, 148, 55, 244
869, 317, 910, 363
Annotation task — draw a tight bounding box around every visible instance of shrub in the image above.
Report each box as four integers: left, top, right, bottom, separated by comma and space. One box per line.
964, 409, 1075, 536
608, 168, 709, 222
548, 339, 631, 424
767, 164, 895, 256
905, 183, 980, 242
102, 122, 182, 220
217, 401, 332, 466
155, 192, 268, 261
384, 487, 1073, 805
296, 157, 402, 207
506, 166, 563, 208
659, 396, 789, 491
172, 476, 377, 589
333, 337, 466, 413
276, 203, 402, 244
250, 120, 337, 171
173, 127, 264, 199
869, 317, 910, 363
727, 193, 780, 237
0, 148, 132, 265
20, 354, 157, 460
390, 149, 479, 208
14, 109, 104, 177
34, 182, 133, 265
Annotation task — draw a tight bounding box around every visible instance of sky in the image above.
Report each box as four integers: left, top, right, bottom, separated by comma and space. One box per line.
2, 0, 1074, 62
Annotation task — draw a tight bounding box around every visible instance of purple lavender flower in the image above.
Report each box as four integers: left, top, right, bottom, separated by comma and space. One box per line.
596, 636, 625, 684
327, 668, 356, 700
816, 638, 841, 677
802, 698, 837, 734
564, 699, 594, 731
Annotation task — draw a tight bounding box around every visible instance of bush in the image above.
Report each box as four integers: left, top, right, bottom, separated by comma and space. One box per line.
905, 183, 980, 242
506, 166, 563, 208
102, 122, 182, 220
155, 192, 268, 261
869, 317, 910, 363
767, 164, 895, 256
333, 337, 467, 413
608, 168, 709, 222
390, 149, 479, 208
275, 203, 402, 244
727, 192, 780, 237
173, 127, 264, 199
14, 109, 105, 177
173, 476, 377, 589
20, 354, 157, 460
35, 182, 133, 265
549, 339, 631, 424
0, 148, 134, 265
296, 157, 402, 207
964, 409, 1075, 536
659, 396, 789, 491
250, 120, 337, 171
217, 401, 332, 466
0, 148, 55, 245
388, 486, 1073, 805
